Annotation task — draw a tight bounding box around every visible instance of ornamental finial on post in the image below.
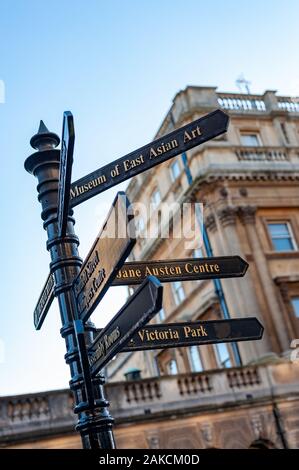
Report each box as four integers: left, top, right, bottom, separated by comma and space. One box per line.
30, 120, 60, 151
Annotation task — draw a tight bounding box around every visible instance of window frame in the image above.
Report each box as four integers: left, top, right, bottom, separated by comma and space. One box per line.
267, 220, 297, 252
214, 342, 232, 369
150, 187, 161, 210
169, 160, 181, 182
158, 308, 166, 322
240, 131, 262, 147
291, 297, 299, 318
171, 280, 186, 305
167, 358, 178, 375
189, 345, 204, 372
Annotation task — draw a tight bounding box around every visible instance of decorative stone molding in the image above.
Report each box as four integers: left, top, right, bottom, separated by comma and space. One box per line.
250, 414, 264, 439
238, 205, 257, 225
217, 206, 238, 227
239, 187, 248, 197
186, 170, 299, 205
204, 213, 216, 232
200, 423, 213, 447
146, 432, 160, 449
219, 187, 229, 198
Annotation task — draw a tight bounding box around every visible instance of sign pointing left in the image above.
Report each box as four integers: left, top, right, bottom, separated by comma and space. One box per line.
88, 275, 163, 376
34, 273, 55, 330
57, 111, 75, 237
73, 192, 136, 323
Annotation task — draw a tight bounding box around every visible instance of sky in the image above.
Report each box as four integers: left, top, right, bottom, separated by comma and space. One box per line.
0, 0, 299, 396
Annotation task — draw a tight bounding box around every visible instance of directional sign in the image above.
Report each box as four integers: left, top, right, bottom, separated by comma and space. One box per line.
58, 111, 75, 237
70, 109, 229, 207
115, 317, 264, 352
34, 273, 55, 330
112, 256, 248, 286
89, 275, 163, 376
38, 255, 248, 321
73, 192, 136, 322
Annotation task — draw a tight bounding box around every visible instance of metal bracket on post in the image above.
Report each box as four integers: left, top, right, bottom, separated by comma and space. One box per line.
74, 320, 95, 410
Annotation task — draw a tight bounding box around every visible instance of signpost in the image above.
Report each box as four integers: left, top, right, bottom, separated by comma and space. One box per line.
33, 273, 55, 330
57, 111, 75, 237
25, 109, 265, 450
70, 109, 229, 207
118, 318, 264, 352
88, 276, 163, 376
112, 256, 248, 286
73, 191, 136, 322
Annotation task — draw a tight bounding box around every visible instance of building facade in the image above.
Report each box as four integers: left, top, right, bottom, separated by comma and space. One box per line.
1, 86, 299, 449
108, 86, 299, 380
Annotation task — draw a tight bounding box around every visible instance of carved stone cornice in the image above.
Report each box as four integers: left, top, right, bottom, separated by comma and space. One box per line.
205, 213, 217, 232
217, 206, 238, 227
238, 205, 257, 225
184, 169, 299, 205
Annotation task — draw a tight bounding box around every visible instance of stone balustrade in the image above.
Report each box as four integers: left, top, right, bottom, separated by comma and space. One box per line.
218, 94, 266, 112
1, 361, 298, 446
235, 146, 290, 162
277, 96, 299, 113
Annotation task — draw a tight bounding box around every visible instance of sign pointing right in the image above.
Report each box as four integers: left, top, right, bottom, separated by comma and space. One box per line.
70, 109, 229, 207
121, 317, 264, 352
113, 256, 249, 286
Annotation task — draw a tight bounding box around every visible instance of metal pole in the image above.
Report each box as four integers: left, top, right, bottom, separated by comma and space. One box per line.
24, 121, 115, 449
181, 152, 242, 366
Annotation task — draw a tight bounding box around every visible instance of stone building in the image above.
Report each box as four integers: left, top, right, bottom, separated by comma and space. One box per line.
1, 86, 299, 449
108, 86, 299, 381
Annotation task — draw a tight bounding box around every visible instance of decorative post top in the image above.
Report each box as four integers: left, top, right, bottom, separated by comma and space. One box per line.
25, 121, 60, 175
30, 120, 60, 151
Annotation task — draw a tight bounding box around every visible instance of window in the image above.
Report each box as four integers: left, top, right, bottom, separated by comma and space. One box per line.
291, 298, 299, 318
153, 357, 160, 377
193, 247, 204, 258
167, 359, 178, 375
215, 343, 231, 368
189, 346, 203, 372
268, 222, 297, 252
136, 216, 145, 235
170, 160, 181, 182
151, 187, 161, 209
172, 281, 185, 305
158, 308, 166, 322
240, 133, 260, 146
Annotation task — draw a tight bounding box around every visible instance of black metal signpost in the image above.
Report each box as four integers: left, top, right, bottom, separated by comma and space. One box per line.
25, 119, 117, 449
25, 109, 264, 450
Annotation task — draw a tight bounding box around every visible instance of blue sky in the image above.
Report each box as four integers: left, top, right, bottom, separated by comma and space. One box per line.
0, 0, 298, 395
